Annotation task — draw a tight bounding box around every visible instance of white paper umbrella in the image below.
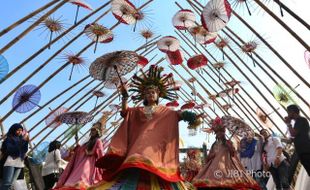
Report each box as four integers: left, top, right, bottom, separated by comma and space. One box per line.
157, 36, 180, 53
201, 0, 232, 32
172, 9, 196, 30
111, 0, 137, 25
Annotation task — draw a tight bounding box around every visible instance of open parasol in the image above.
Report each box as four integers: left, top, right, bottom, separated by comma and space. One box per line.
93, 90, 105, 109
215, 38, 229, 60
62, 53, 86, 81
104, 76, 127, 89
221, 115, 253, 138
187, 54, 208, 70
166, 49, 184, 65
12, 84, 41, 113
213, 61, 226, 82
89, 51, 146, 81
172, 9, 196, 30
181, 101, 196, 110
69, 0, 93, 24
241, 40, 259, 67
111, 0, 137, 25
201, 0, 232, 33
84, 23, 113, 53
157, 36, 180, 53
256, 107, 274, 129
0, 54, 9, 83
45, 107, 68, 128
31, 141, 49, 164
41, 17, 65, 49
166, 100, 179, 108
272, 84, 299, 107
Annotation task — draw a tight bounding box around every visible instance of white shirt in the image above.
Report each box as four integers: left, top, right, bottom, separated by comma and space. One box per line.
4, 156, 24, 168
42, 149, 67, 176
263, 136, 286, 166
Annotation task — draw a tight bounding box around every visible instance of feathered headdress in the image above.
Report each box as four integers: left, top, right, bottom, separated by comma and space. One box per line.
211, 116, 225, 133
129, 65, 179, 103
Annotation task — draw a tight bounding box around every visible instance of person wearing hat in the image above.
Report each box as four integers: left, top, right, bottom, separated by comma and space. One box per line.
54, 121, 105, 190
0, 123, 29, 190
92, 65, 202, 189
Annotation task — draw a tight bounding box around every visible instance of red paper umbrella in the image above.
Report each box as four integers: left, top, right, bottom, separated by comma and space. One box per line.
181, 101, 195, 110
213, 61, 226, 82
69, 0, 93, 24
194, 103, 211, 109
215, 38, 229, 60
172, 9, 196, 30
224, 79, 240, 88
111, 0, 137, 25
201, 0, 232, 32
189, 25, 217, 45
166, 50, 183, 65
84, 23, 113, 53
157, 36, 180, 53
45, 107, 68, 128
187, 54, 208, 70
241, 40, 259, 67
166, 100, 179, 108
137, 55, 149, 67
61, 53, 86, 81
304, 50, 310, 69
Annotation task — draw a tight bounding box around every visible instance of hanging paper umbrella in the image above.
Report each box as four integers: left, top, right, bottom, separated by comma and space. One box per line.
31, 141, 49, 164
215, 38, 229, 60
256, 107, 273, 129
84, 23, 113, 53
93, 90, 105, 109
272, 84, 299, 106
201, 0, 232, 32
304, 50, 310, 69
90, 51, 144, 81
157, 36, 180, 53
208, 94, 217, 110
194, 103, 211, 109
188, 77, 198, 99
69, 0, 93, 24
166, 49, 184, 65
62, 53, 86, 81
189, 25, 217, 46
187, 54, 208, 70
111, 0, 137, 25
45, 107, 68, 128
166, 100, 179, 108
241, 40, 259, 67
0, 54, 9, 83
40, 16, 65, 49
213, 61, 226, 82
181, 101, 196, 110
12, 84, 41, 113
224, 79, 240, 88
139, 28, 154, 48
222, 103, 233, 111
221, 115, 253, 138
172, 9, 196, 30
104, 76, 127, 90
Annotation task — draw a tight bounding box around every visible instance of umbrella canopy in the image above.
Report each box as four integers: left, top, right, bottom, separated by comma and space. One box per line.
111, 0, 137, 25
89, 51, 144, 81
84, 23, 113, 43
69, 0, 92, 10
256, 107, 273, 129
0, 54, 9, 83
221, 115, 253, 138
172, 9, 196, 30
181, 101, 195, 110
201, 0, 232, 32
104, 76, 127, 89
187, 54, 208, 70
166, 49, 184, 65
166, 100, 179, 107
45, 107, 68, 128
189, 25, 217, 45
109, 104, 121, 111
157, 36, 180, 53
12, 84, 41, 113
272, 84, 298, 107
58, 111, 93, 125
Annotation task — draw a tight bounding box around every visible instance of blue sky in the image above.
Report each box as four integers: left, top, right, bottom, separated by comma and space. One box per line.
0, 0, 309, 152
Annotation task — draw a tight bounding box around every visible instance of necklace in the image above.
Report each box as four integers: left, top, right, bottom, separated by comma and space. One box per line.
143, 105, 158, 120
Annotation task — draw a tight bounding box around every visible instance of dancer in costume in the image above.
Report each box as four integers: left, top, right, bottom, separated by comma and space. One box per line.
92, 65, 202, 190
193, 117, 261, 190
54, 121, 105, 190
184, 149, 202, 182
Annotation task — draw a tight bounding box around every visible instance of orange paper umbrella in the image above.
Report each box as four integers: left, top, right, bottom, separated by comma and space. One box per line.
181, 101, 195, 110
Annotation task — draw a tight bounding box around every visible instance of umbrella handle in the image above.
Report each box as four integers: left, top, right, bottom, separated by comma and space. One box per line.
229, 126, 239, 140
113, 65, 128, 97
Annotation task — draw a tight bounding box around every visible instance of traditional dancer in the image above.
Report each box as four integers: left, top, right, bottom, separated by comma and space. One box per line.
193, 117, 261, 190
91, 65, 202, 190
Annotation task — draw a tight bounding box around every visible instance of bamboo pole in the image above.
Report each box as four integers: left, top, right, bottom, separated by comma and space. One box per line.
253, 0, 309, 51
0, 0, 69, 54
223, 28, 310, 120
0, 0, 61, 37
1, 3, 110, 84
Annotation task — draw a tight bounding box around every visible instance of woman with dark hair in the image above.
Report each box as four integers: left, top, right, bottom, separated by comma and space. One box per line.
0, 123, 29, 190
54, 122, 105, 190
42, 140, 67, 190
